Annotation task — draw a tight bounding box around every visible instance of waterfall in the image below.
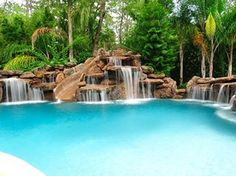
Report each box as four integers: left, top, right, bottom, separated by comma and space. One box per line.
141, 82, 152, 99
187, 86, 209, 100
109, 57, 122, 67
229, 95, 236, 107
86, 76, 98, 85
217, 84, 228, 103
121, 67, 141, 99
3, 78, 44, 103
217, 83, 236, 104
209, 84, 214, 101
188, 83, 236, 107
80, 90, 108, 102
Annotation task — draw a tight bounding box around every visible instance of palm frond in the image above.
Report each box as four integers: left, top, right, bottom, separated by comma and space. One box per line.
31, 27, 67, 49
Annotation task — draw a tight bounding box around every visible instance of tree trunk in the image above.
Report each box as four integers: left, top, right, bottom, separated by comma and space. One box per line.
228, 39, 234, 77
201, 49, 206, 78
92, 0, 106, 54
209, 38, 214, 78
68, 6, 74, 62
119, 10, 124, 45
179, 41, 184, 84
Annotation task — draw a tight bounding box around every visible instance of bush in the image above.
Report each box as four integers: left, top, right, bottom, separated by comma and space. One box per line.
3, 55, 41, 71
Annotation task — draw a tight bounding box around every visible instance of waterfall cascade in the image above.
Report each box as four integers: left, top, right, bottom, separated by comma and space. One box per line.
78, 56, 154, 102
187, 86, 209, 100
54, 49, 177, 102
120, 67, 141, 99
3, 78, 44, 103
79, 75, 109, 102
188, 83, 236, 105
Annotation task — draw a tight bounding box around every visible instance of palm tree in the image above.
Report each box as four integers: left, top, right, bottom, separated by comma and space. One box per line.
193, 28, 208, 78
31, 27, 67, 59
188, 0, 226, 78
222, 7, 236, 76
173, 0, 193, 84
205, 12, 216, 78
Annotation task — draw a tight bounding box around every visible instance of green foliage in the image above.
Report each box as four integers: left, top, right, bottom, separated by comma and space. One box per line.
3, 55, 39, 71
206, 12, 216, 39
125, 1, 178, 75
0, 0, 235, 80
73, 35, 92, 63
178, 82, 187, 89
0, 43, 31, 65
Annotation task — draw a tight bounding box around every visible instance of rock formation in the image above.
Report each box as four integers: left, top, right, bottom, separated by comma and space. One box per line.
0, 49, 178, 103
187, 76, 236, 110
54, 49, 177, 101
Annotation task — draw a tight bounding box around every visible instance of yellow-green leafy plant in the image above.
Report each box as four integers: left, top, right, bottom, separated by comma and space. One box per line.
3, 55, 38, 71
205, 12, 216, 78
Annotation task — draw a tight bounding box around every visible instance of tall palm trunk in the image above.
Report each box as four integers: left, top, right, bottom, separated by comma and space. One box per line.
201, 50, 206, 78
119, 11, 124, 45
209, 38, 214, 78
93, 0, 106, 53
228, 38, 234, 76
68, 6, 74, 62
179, 41, 184, 84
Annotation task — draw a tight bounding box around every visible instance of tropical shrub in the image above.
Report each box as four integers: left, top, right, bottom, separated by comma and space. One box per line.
124, 1, 178, 75
3, 55, 41, 71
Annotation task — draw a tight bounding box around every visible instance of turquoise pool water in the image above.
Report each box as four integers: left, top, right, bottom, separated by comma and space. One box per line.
0, 100, 236, 176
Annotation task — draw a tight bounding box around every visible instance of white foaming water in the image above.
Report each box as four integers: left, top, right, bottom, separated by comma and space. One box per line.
216, 109, 236, 123
86, 76, 99, 85
188, 83, 236, 109
109, 57, 122, 67
3, 78, 44, 103
81, 90, 108, 102
187, 86, 209, 100
121, 67, 141, 100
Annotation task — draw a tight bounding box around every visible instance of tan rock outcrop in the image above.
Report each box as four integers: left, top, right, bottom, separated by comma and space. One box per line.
142, 79, 164, 85
154, 78, 177, 98
56, 72, 65, 84
20, 72, 35, 79
187, 76, 201, 89
141, 66, 154, 74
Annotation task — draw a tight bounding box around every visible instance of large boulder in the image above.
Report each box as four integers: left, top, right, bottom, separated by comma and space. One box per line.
63, 68, 75, 77
187, 76, 201, 89
87, 65, 103, 74
55, 72, 65, 84
141, 66, 154, 74
154, 78, 177, 98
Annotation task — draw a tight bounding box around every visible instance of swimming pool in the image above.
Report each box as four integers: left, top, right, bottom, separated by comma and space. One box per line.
0, 100, 236, 176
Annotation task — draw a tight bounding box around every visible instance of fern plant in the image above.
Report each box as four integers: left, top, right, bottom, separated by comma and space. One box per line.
3, 55, 42, 71
0, 44, 32, 64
